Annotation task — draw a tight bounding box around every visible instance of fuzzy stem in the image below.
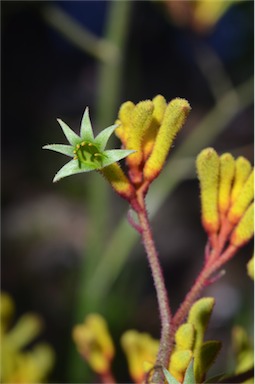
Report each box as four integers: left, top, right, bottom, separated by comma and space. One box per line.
136, 193, 172, 383
172, 244, 237, 333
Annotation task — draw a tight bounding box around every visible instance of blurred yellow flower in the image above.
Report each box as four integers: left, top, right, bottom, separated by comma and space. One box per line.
121, 330, 159, 383
72, 314, 115, 375
1, 292, 55, 384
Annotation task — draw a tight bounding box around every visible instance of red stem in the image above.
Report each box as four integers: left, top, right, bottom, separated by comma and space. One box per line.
134, 190, 172, 382
172, 244, 237, 332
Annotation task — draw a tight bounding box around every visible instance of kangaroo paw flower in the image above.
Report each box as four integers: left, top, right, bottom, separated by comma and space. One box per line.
43, 107, 134, 182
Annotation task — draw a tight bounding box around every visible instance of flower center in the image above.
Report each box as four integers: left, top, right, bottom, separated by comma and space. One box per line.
73, 141, 106, 167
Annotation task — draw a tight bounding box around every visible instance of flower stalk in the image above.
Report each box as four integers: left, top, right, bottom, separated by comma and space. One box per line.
136, 190, 172, 381
45, 96, 253, 383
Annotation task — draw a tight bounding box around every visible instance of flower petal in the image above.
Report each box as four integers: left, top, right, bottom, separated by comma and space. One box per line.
95, 124, 119, 151
80, 107, 94, 141
102, 149, 135, 167
53, 159, 98, 182
43, 144, 74, 157
57, 119, 80, 146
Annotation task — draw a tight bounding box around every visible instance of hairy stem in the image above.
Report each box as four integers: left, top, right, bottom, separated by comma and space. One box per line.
136, 194, 172, 382
172, 245, 237, 332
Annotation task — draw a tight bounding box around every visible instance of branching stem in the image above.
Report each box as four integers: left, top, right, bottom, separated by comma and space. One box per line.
172, 244, 237, 333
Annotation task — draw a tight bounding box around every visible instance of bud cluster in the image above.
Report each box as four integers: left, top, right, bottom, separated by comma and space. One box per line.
114, 95, 191, 189
196, 148, 254, 250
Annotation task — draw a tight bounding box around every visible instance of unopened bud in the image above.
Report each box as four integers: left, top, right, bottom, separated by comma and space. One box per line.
196, 148, 220, 234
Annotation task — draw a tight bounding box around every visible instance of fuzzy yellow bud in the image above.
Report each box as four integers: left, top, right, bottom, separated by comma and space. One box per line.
188, 297, 215, 352
218, 153, 235, 214
143, 95, 167, 159
100, 163, 135, 201
152, 94, 167, 125
115, 101, 135, 146
143, 98, 191, 182
121, 330, 159, 383
175, 323, 195, 351
230, 203, 254, 247
228, 170, 254, 224
72, 314, 115, 374
196, 148, 220, 234
126, 100, 154, 168
231, 157, 252, 203
169, 350, 193, 383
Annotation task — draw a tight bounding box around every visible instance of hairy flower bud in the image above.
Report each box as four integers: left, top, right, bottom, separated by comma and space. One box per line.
228, 170, 254, 224
72, 314, 115, 374
196, 148, 220, 234
144, 98, 191, 182
115, 101, 135, 146
231, 157, 252, 203
230, 203, 254, 247
143, 95, 167, 159
218, 153, 235, 214
100, 163, 135, 201
126, 101, 154, 167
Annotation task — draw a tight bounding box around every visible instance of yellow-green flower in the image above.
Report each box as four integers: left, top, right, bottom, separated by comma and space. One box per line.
1, 292, 54, 384
44, 107, 134, 182
121, 330, 159, 383
72, 314, 115, 375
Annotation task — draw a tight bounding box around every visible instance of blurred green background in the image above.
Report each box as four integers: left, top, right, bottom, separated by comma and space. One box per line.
2, 1, 253, 383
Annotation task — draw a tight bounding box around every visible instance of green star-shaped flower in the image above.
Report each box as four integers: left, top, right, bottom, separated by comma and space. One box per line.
43, 108, 134, 182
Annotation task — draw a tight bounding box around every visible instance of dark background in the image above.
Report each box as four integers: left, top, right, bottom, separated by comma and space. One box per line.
2, 1, 254, 383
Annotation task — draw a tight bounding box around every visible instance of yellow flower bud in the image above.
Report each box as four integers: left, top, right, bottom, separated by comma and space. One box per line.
152, 94, 167, 125
188, 297, 215, 353
175, 323, 195, 351
143, 95, 167, 159
126, 100, 154, 168
231, 157, 252, 203
196, 148, 220, 234
218, 153, 235, 214
169, 350, 193, 383
100, 163, 135, 200
115, 101, 135, 146
230, 203, 254, 247
7, 314, 43, 350
121, 330, 159, 383
2, 344, 55, 384
72, 314, 115, 374
228, 170, 254, 224
144, 98, 191, 182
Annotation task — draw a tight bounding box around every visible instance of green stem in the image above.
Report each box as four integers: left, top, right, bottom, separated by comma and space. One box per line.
41, 5, 118, 64
95, 1, 133, 127
136, 195, 171, 383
